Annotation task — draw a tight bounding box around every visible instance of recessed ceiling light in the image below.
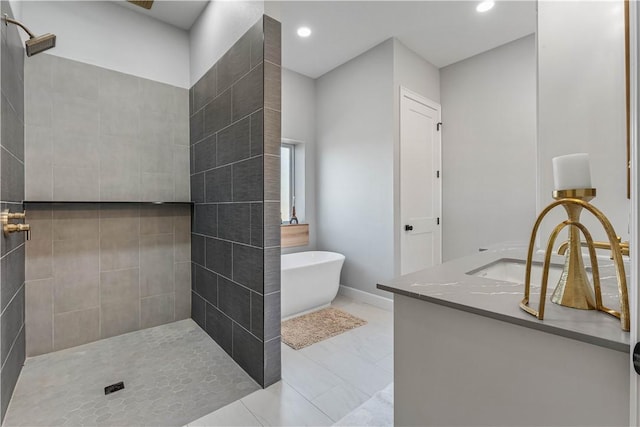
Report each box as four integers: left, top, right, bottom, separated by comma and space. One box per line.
297, 27, 312, 38
476, 1, 495, 13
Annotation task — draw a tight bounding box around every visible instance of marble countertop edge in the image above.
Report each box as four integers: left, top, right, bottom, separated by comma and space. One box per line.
377, 247, 630, 353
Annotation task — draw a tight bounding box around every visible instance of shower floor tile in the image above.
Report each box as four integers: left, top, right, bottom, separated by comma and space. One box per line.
4, 319, 260, 426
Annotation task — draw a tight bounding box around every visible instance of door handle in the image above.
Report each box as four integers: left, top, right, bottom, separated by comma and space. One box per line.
634, 343, 640, 375
405, 225, 413, 231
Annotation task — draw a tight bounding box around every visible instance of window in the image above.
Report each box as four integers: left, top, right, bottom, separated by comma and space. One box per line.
281, 143, 295, 223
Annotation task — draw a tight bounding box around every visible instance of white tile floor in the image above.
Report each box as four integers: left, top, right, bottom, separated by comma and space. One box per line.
187, 295, 394, 426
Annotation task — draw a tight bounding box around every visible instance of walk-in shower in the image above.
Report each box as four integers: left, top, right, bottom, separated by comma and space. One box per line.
2, 14, 56, 56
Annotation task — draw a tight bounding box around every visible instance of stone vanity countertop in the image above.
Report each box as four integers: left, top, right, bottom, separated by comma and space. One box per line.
377, 247, 630, 352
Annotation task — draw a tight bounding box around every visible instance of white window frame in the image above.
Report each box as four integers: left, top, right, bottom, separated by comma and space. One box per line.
281, 142, 296, 223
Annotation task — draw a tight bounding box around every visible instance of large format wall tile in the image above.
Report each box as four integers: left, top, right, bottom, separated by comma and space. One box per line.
140, 234, 175, 297
24, 55, 190, 202
52, 238, 100, 314
25, 279, 53, 356
174, 261, 192, 320
217, 116, 251, 166
1, 94, 24, 161
141, 293, 175, 329
204, 89, 232, 137
1, 287, 24, 366
1, 245, 25, 311
0, 1, 26, 422
1, 147, 24, 202
53, 307, 100, 351
194, 264, 218, 305
193, 134, 216, 173
24, 204, 191, 356
190, 15, 281, 388
0, 329, 24, 421
193, 65, 216, 113
232, 64, 263, 121
205, 166, 232, 202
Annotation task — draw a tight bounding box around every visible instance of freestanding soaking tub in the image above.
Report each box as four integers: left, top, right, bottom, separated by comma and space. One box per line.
281, 251, 346, 319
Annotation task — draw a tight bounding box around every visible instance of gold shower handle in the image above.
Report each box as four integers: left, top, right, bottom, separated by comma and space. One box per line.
6, 211, 25, 220
3, 223, 30, 240
1, 209, 31, 240
1, 209, 26, 223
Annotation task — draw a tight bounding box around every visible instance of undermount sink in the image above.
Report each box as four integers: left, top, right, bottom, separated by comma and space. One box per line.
466, 258, 569, 286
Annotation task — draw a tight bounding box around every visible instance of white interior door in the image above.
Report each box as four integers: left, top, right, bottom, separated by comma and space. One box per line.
400, 87, 442, 275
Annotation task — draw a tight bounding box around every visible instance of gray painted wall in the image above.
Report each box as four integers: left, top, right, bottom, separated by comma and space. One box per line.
190, 16, 281, 388
440, 35, 537, 261
20, 1, 190, 88
0, 0, 26, 421
281, 68, 316, 253
393, 39, 440, 103
315, 38, 440, 297
537, 2, 628, 244
316, 39, 395, 297
24, 54, 190, 203
24, 203, 191, 356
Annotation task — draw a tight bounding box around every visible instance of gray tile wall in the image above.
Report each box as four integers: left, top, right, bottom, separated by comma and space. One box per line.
0, 0, 26, 422
24, 204, 191, 356
190, 15, 282, 388
24, 55, 190, 202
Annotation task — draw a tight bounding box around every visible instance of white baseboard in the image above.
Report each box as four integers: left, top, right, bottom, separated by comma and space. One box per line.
338, 285, 393, 312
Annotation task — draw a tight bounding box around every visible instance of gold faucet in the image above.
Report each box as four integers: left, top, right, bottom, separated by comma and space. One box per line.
558, 238, 629, 258
1, 209, 31, 240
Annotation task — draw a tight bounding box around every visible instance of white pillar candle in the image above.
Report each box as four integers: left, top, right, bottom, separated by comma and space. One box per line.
552, 153, 592, 190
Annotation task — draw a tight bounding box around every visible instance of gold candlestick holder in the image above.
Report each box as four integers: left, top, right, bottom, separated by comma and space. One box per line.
519, 188, 630, 331
550, 189, 596, 310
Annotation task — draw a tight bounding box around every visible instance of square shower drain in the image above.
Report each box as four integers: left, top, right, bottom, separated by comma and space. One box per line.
104, 381, 125, 395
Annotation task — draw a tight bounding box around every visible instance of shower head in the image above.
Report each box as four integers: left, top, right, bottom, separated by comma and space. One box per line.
25, 33, 56, 57
2, 14, 56, 57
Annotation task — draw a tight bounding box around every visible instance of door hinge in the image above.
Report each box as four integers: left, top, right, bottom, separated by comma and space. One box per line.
436, 170, 440, 178
437, 217, 440, 225
436, 122, 442, 131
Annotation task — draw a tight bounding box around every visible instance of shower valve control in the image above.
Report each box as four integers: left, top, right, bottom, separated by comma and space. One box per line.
1, 209, 31, 240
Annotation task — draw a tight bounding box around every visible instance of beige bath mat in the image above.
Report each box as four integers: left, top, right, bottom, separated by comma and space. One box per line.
281, 307, 367, 350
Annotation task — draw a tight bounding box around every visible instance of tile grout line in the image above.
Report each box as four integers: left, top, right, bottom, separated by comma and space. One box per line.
199, 296, 263, 344
191, 232, 267, 251
50, 207, 54, 352
0, 323, 25, 372
194, 262, 261, 296
0, 239, 26, 259
190, 104, 262, 147
173, 209, 177, 323
281, 377, 340, 423
239, 400, 264, 426
191, 61, 263, 118
0, 276, 25, 319
98, 205, 102, 339
138, 204, 142, 332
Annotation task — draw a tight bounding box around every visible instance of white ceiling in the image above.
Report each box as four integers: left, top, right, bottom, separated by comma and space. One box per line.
116, 0, 209, 30
116, 0, 536, 78
267, 0, 536, 78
